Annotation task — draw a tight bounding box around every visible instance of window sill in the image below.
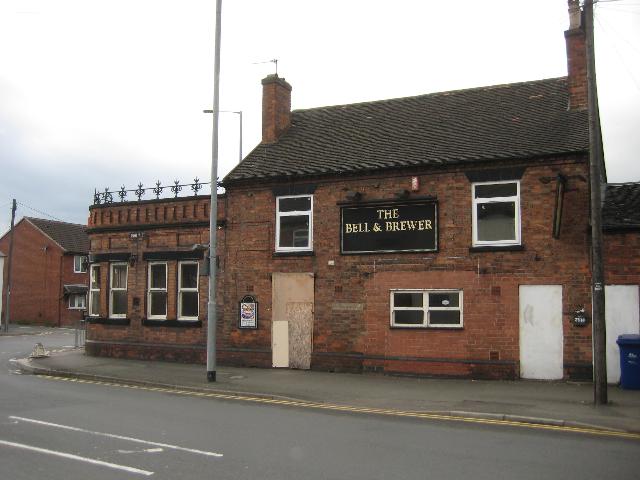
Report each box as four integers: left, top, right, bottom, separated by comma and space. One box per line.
142, 319, 202, 328
273, 251, 315, 258
469, 244, 525, 253
390, 325, 464, 330
86, 317, 130, 326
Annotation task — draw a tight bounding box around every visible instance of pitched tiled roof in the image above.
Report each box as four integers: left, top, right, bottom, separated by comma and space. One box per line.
603, 183, 640, 230
225, 77, 588, 184
26, 217, 89, 253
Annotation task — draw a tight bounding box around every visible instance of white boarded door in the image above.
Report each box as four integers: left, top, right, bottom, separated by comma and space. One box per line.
272, 321, 289, 368
605, 285, 640, 384
519, 285, 564, 380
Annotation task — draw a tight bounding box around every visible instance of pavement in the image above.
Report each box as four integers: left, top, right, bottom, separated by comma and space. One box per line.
9, 331, 640, 434
0, 324, 71, 337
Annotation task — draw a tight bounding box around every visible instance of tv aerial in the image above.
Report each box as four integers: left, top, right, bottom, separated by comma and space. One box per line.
252, 58, 279, 75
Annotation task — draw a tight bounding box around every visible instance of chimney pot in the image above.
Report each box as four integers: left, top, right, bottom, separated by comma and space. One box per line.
568, 0, 581, 30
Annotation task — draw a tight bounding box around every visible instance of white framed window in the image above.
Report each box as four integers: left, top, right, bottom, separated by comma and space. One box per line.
74, 255, 88, 273
178, 261, 199, 320
148, 262, 168, 319
390, 290, 463, 328
472, 181, 521, 246
68, 293, 86, 310
89, 264, 101, 316
275, 195, 313, 252
109, 262, 128, 318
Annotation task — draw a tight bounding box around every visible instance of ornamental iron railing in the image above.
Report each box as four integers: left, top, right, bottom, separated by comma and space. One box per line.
93, 178, 223, 205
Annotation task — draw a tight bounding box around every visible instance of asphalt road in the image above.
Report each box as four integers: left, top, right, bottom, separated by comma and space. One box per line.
1, 329, 638, 480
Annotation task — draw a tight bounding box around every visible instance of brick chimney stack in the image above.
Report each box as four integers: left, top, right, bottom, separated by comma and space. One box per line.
262, 74, 292, 143
565, 0, 587, 110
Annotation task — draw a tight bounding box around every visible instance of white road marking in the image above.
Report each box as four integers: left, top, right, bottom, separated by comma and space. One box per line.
10, 416, 223, 457
118, 448, 164, 454
0, 439, 154, 476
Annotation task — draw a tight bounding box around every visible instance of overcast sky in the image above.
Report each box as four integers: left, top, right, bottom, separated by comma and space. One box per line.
1, 0, 638, 236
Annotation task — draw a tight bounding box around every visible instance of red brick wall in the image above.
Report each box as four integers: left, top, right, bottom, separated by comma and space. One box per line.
261, 75, 292, 143
0, 220, 86, 327
88, 195, 224, 230
85, 158, 603, 380
221, 156, 593, 378
603, 231, 640, 285
86, 196, 225, 359
565, 20, 587, 110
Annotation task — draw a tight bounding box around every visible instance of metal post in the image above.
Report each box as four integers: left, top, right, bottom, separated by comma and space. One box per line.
202, 110, 241, 165
3, 199, 16, 334
207, 0, 222, 382
237, 110, 243, 163
584, 0, 607, 405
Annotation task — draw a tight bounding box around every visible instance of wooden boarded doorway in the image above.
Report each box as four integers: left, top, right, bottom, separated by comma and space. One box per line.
272, 273, 314, 369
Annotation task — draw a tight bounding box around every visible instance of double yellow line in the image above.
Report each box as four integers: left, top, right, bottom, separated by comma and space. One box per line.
38, 374, 640, 441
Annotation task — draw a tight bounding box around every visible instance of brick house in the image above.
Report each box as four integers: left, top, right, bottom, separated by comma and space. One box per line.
601, 183, 640, 383
84, 3, 639, 380
0, 217, 89, 327
0, 250, 5, 323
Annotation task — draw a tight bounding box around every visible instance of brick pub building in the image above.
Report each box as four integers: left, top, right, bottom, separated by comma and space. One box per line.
85, 2, 639, 381
85, 194, 225, 362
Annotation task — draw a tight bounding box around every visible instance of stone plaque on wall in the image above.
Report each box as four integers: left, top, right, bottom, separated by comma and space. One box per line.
109, 237, 128, 249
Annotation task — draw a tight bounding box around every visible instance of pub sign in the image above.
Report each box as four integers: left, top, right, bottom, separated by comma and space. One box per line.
238, 295, 258, 329
341, 200, 438, 254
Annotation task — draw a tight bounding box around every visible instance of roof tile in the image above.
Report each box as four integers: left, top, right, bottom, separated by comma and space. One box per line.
603, 183, 640, 230
224, 77, 588, 184
27, 217, 89, 253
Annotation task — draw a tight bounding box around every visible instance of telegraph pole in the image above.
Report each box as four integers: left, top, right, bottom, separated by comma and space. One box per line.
3, 199, 17, 334
584, 0, 607, 405
207, 0, 222, 382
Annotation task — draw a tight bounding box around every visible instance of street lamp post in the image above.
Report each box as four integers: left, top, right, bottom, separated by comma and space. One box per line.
207, 0, 222, 382
236, 110, 242, 164
203, 109, 243, 164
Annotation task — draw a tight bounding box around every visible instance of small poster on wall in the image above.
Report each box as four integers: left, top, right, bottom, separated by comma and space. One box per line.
239, 295, 258, 329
